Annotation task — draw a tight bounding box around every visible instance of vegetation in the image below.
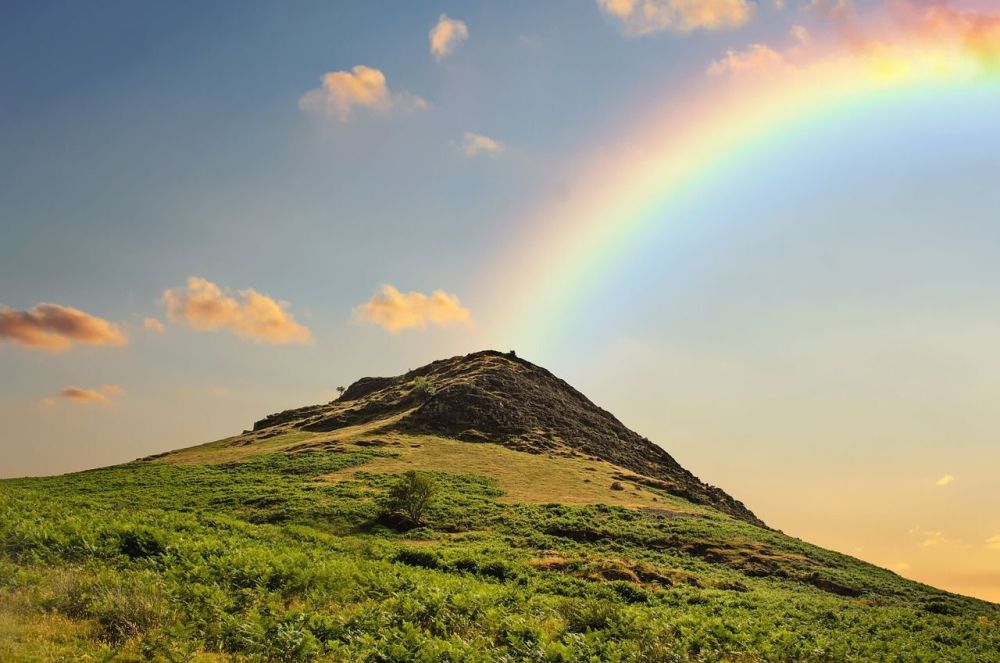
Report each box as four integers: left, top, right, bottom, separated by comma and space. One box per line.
383, 471, 438, 526
1, 431, 997, 661
412, 377, 437, 397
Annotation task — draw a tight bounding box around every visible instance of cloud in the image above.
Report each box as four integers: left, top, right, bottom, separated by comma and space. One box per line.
886, 561, 911, 573
935, 473, 955, 486
809, 0, 852, 22
987, 534, 1000, 550
598, 0, 755, 35
162, 277, 312, 345
790, 24, 810, 45
708, 43, 785, 75
908, 526, 962, 548
143, 317, 165, 333
430, 14, 469, 59
52, 384, 124, 406
298, 65, 428, 122
0, 303, 127, 351
454, 131, 505, 157
355, 285, 473, 333
707, 2, 1000, 81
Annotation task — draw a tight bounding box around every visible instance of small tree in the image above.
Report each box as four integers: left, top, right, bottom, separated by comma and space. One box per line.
336, 386, 346, 398
412, 377, 436, 397
385, 471, 437, 525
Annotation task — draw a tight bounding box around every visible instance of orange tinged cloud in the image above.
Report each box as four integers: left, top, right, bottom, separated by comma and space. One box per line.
707, 1, 1000, 83
298, 65, 428, 122
355, 285, 473, 333
163, 277, 312, 345
598, 0, 754, 35
708, 43, 785, 76
143, 317, 165, 333
55, 384, 124, 406
0, 303, 126, 351
430, 14, 469, 59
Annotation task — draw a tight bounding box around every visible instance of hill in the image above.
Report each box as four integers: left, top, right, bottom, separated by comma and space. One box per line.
250, 350, 762, 527
1, 350, 997, 661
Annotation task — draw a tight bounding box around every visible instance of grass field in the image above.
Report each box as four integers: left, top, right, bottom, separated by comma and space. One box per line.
2, 428, 998, 661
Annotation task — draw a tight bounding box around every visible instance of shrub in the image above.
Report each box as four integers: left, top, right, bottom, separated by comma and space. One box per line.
412, 377, 437, 397
117, 527, 167, 560
610, 482, 625, 491
384, 471, 438, 526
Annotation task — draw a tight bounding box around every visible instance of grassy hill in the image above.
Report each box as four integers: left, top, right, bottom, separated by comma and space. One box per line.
2, 352, 998, 661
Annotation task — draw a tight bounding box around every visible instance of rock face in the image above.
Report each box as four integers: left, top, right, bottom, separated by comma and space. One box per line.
253, 350, 765, 527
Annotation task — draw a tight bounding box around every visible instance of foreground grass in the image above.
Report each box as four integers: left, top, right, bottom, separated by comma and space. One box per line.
1, 435, 998, 661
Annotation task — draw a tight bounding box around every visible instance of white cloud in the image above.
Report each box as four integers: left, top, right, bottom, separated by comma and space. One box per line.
430, 14, 469, 59
298, 65, 428, 122
454, 131, 505, 157
790, 24, 810, 45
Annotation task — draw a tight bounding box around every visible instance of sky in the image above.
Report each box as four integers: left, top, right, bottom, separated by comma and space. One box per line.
1, 0, 999, 601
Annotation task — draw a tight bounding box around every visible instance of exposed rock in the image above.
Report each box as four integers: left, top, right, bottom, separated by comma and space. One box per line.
250, 350, 765, 527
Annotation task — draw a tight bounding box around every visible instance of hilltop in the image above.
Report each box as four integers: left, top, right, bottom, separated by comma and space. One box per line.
250, 350, 762, 527
1, 351, 998, 661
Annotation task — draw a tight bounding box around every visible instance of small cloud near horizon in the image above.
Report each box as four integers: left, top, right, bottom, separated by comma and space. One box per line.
299, 65, 428, 123
430, 14, 469, 60
908, 526, 963, 549
162, 277, 312, 345
44, 384, 124, 407
355, 285, 473, 333
986, 534, 1000, 550
935, 474, 955, 486
454, 131, 505, 157
0, 303, 126, 351
598, 0, 755, 35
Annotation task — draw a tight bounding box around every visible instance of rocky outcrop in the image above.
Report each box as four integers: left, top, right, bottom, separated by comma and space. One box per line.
251, 350, 766, 527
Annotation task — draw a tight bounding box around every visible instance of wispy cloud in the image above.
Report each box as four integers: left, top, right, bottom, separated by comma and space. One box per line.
598, 0, 755, 35
708, 1, 1000, 80
453, 131, 505, 157
908, 526, 963, 549
430, 14, 469, 60
987, 534, 1000, 550
708, 43, 784, 76
163, 277, 312, 345
143, 317, 165, 333
46, 384, 124, 407
935, 473, 955, 486
0, 303, 126, 351
355, 285, 473, 333
298, 65, 428, 122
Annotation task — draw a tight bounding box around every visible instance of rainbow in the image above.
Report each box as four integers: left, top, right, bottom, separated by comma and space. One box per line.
487, 5, 1000, 347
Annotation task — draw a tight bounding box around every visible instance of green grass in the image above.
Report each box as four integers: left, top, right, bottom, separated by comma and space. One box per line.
1, 438, 998, 661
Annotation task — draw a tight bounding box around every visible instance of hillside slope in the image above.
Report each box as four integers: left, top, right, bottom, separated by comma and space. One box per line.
251, 350, 763, 527
1, 351, 998, 661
